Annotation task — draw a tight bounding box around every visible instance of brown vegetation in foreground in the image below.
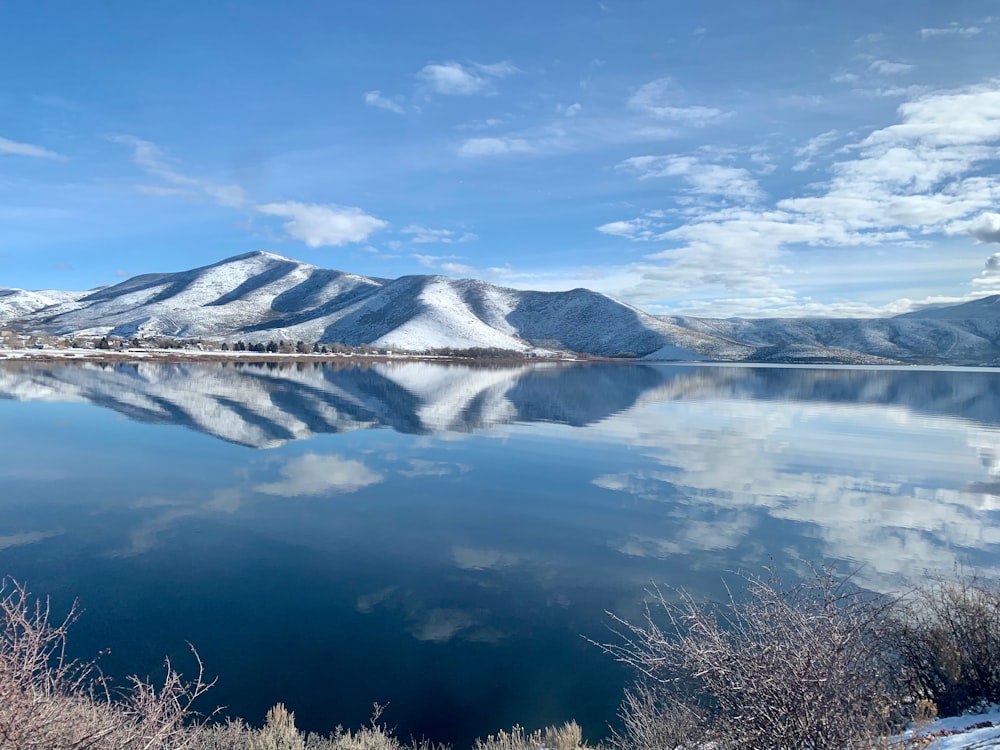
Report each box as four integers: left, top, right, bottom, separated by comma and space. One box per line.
4, 569, 1000, 750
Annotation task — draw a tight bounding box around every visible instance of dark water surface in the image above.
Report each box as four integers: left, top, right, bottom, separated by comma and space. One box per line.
2, 360, 999, 745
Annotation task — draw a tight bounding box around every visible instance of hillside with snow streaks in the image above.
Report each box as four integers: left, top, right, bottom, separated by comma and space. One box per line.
5, 252, 723, 358
0, 288, 85, 326
667, 314, 1000, 365
6, 251, 1000, 363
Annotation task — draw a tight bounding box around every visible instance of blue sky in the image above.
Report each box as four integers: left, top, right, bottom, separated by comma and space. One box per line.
2, 1, 999, 317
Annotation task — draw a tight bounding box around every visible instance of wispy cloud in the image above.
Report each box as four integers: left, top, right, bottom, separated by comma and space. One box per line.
402, 225, 477, 244
869, 59, 914, 75
598, 79, 1000, 315
459, 136, 531, 158
793, 130, 840, 172
920, 24, 982, 39
627, 77, 731, 125
418, 60, 518, 96
364, 90, 405, 114
0, 135, 64, 160
111, 135, 246, 207
617, 154, 763, 201
256, 201, 389, 248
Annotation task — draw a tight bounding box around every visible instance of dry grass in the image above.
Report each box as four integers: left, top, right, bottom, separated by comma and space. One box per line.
12, 568, 1000, 750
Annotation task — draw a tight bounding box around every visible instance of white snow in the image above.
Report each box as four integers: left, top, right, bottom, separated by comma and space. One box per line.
4, 251, 1000, 363
908, 708, 1000, 749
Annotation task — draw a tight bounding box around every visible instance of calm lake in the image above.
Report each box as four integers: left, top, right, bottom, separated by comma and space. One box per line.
1, 360, 999, 745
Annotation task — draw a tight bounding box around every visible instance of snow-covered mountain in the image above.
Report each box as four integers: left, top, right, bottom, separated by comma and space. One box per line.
3, 251, 1000, 364
666, 309, 1000, 365
3, 251, 725, 358
0, 288, 85, 325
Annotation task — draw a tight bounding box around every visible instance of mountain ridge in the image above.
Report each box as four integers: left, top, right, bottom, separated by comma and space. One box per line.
2, 251, 1000, 365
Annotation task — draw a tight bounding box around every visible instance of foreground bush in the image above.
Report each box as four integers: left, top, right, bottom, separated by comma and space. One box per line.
11, 568, 1000, 750
601, 569, 902, 750
0, 578, 594, 750
890, 572, 1000, 717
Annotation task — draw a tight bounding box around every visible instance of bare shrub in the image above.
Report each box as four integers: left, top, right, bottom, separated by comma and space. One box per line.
0, 578, 214, 750
473, 722, 591, 750
889, 572, 1000, 716
609, 683, 707, 750
601, 568, 902, 750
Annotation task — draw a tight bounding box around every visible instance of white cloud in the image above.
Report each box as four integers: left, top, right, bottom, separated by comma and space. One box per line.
0, 529, 63, 550
459, 136, 531, 158
597, 217, 662, 241
402, 225, 477, 244
793, 130, 840, 172
966, 212, 1000, 245
627, 77, 731, 125
411, 253, 474, 275
920, 25, 982, 39
973, 252, 1000, 288
869, 60, 914, 75
440, 262, 475, 275
617, 154, 763, 201
256, 454, 383, 497
256, 201, 388, 247
418, 60, 518, 96
364, 90, 405, 114
0, 135, 64, 160
111, 135, 246, 207
597, 79, 1000, 311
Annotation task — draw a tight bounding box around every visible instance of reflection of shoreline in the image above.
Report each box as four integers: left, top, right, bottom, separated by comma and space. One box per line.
3, 361, 1000, 450
0, 348, 594, 365
0, 360, 662, 448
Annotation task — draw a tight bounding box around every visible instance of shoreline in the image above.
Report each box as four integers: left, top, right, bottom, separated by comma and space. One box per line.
0, 347, 596, 365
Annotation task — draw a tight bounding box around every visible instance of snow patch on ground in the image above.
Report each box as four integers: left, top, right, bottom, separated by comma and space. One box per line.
911, 708, 1000, 749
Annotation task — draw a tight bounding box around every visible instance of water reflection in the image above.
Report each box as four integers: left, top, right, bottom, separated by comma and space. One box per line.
1, 360, 999, 744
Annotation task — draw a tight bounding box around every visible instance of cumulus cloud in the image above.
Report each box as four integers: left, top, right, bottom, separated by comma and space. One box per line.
111, 135, 246, 207
418, 60, 518, 96
968, 212, 1000, 244
256, 454, 383, 497
459, 136, 531, 157
402, 225, 477, 244
0, 135, 64, 160
973, 253, 1000, 288
599, 79, 1000, 310
364, 90, 405, 114
591, 389, 1000, 593
256, 201, 388, 247
627, 77, 731, 125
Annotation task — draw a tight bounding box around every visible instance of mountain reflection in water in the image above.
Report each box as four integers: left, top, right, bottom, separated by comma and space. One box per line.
1, 360, 999, 746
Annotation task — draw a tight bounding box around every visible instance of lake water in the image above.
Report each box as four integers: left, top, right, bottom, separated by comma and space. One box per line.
1, 360, 999, 746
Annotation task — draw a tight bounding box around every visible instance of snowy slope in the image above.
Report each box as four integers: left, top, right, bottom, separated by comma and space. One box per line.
9, 252, 737, 358
0, 288, 85, 327
7, 251, 1000, 363
667, 314, 1000, 365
